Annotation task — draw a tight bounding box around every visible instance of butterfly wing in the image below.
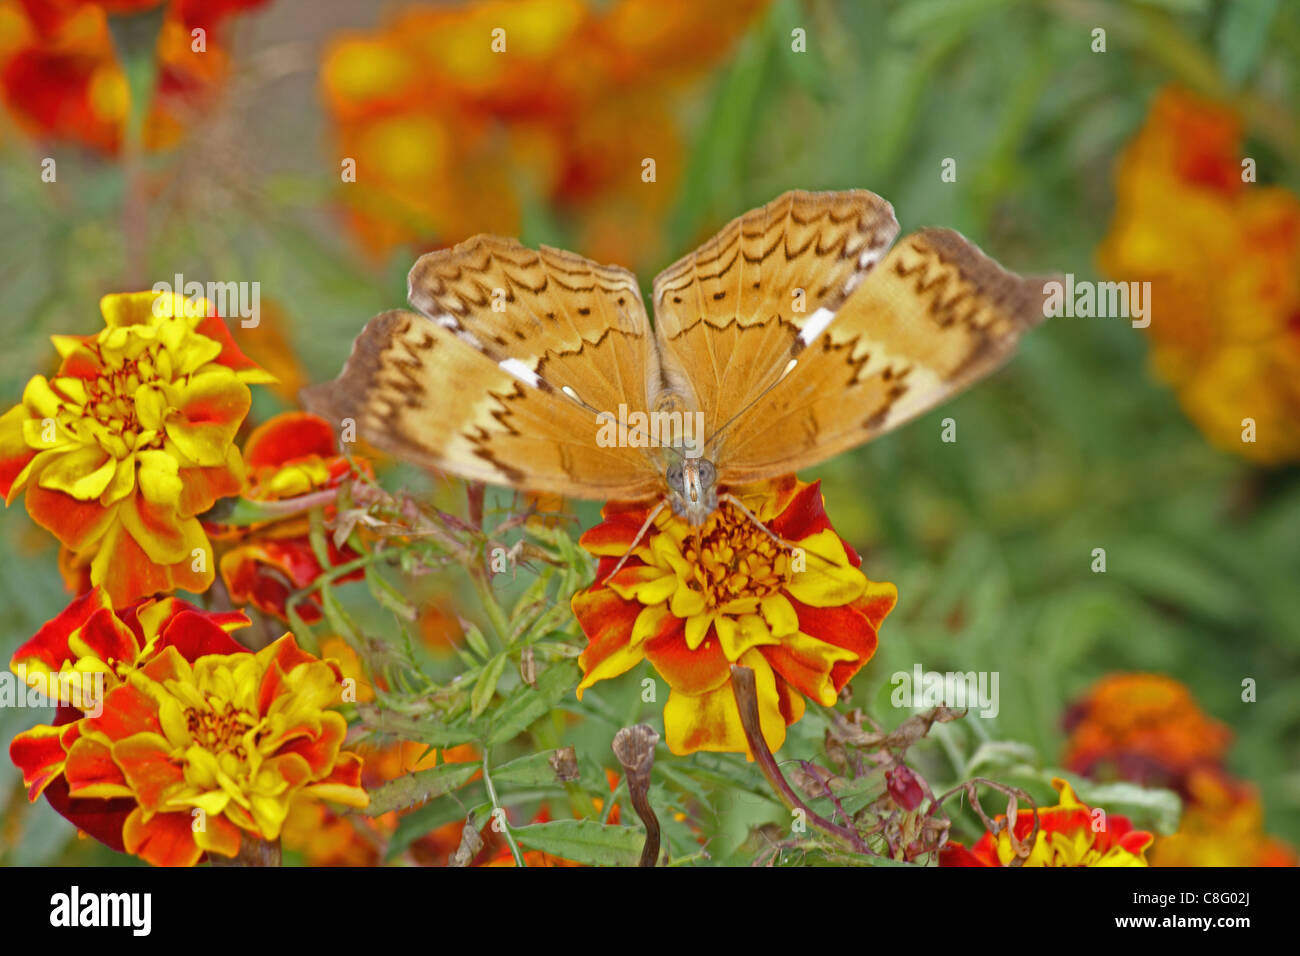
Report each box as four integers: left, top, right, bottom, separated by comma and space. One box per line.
702, 226, 1052, 481
302, 236, 666, 499
650, 189, 901, 444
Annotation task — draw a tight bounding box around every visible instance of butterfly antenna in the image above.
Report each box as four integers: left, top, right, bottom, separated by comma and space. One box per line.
706, 357, 802, 454
601, 498, 669, 585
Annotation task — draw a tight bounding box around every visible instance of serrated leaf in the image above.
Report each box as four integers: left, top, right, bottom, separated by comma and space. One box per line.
492, 750, 568, 788
482, 660, 580, 746
365, 761, 480, 815
512, 819, 644, 866
471, 653, 508, 719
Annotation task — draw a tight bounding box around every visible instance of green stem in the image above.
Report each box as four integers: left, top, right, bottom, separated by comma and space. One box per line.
482, 750, 525, 867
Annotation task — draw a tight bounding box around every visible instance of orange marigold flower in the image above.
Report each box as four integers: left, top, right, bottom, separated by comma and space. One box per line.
1151, 767, 1297, 868
940, 778, 1153, 867
0, 0, 271, 153
8, 587, 249, 852
1062, 673, 1232, 795
211, 411, 369, 623
572, 476, 895, 757
0, 291, 273, 605
320, 0, 768, 267
1098, 87, 1300, 463
60, 633, 367, 866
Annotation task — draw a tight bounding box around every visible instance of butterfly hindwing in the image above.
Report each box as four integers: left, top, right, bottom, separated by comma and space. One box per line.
712, 227, 1052, 480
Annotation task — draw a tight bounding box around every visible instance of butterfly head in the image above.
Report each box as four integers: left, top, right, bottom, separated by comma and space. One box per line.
666, 456, 718, 527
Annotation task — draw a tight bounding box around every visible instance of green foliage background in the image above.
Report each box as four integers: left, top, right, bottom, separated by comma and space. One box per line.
0, 0, 1296, 864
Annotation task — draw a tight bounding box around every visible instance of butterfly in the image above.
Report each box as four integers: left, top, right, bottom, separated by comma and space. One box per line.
303, 189, 1049, 531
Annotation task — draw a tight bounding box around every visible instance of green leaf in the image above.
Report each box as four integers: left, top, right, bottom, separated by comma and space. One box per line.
366, 565, 417, 621
491, 750, 567, 788
319, 584, 360, 644
364, 761, 480, 816
483, 660, 581, 746
512, 819, 644, 866
1218, 0, 1278, 86
471, 653, 508, 719
464, 622, 491, 660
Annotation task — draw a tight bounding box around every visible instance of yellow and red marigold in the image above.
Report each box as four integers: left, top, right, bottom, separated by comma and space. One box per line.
940, 778, 1153, 867
209, 411, 369, 623
1098, 86, 1300, 464
1062, 672, 1231, 794
0, 291, 273, 605
9, 587, 249, 852
0, 0, 271, 153
572, 476, 895, 758
60, 633, 367, 866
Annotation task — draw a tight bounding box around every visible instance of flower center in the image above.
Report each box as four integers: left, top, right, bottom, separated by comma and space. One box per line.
680, 501, 790, 608
186, 697, 255, 759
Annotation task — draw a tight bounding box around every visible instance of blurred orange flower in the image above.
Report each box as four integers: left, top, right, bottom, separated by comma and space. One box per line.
1062, 672, 1231, 793
320, 0, 769, 269
1063, 672, 1295, 868
1151, 767, 1297, 867
940, 777, 1153, 867
0, 0, 270, 153
572, 476, 895, 758
1098, 87, 1300, 463
0, 291, 273, 605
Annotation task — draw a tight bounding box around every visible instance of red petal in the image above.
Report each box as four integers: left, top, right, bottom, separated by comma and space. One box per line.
243, 412, 338, 469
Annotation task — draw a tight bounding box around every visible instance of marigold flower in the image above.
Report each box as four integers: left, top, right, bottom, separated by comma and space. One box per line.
0, 291, 273, 604
1062, 673, 1232, 794
1150, 767, 1296, 868
1098, 87, 1300, 463
8, 587, 249, 851
940, 778, 1153, 867
212, 411, 369, 623
320, 0, 768, 267
59, 633, 367, 866
1062, 673, 1295, 868
0, 0, 270, 153
572, 476, 895, 757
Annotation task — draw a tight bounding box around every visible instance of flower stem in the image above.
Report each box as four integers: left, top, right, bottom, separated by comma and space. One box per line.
729, 665, 874, 856
482, 749, 525, 867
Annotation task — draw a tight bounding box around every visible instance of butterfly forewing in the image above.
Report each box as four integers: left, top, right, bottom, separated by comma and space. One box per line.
300, 303, 662, 500
712, 227, 1052, 480
406, 235, 666, 419
650, 190, 900, 445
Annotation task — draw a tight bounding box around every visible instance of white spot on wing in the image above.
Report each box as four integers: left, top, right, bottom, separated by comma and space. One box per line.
799, 306, 836, 346
561, 385, 580, 401
780, 358, 798, 379
499, 357, 540, 387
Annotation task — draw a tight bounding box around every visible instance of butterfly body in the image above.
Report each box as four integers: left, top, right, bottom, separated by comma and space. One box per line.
304, 190, 1052, 520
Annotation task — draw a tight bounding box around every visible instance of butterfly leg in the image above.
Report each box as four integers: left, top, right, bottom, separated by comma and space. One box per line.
719, 493, 790, 550
601, 498, 669, 585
